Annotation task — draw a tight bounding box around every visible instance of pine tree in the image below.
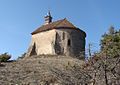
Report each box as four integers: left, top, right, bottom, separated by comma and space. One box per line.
100, 26, 120, 57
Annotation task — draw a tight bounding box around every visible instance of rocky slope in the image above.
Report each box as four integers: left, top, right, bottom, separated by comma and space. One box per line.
0, 55, 90, 85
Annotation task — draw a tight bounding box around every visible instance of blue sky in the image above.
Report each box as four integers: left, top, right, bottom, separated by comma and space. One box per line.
0, 0, 120, 59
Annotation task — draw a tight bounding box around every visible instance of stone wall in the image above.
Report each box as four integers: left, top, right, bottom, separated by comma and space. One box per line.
27, 29, 56, 56
55, 29, 86, 59
26, 28, 86, 59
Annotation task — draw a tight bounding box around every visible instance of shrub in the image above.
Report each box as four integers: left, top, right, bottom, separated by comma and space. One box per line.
0, 52, 11, 62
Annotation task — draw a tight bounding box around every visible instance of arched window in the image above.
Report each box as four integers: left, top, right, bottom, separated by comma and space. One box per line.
62, 32, 65, 40
68, 39, 71, 46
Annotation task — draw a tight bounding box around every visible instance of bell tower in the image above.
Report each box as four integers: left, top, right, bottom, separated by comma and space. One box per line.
44, 11, 52, 25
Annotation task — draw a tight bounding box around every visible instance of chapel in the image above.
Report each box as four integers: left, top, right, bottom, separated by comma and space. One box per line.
26, 12, 86, 59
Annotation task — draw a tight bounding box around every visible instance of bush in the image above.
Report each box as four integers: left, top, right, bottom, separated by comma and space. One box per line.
0, 53, 11, 62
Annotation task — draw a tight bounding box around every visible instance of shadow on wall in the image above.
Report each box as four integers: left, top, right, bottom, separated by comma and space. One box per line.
30, 43, 37, 56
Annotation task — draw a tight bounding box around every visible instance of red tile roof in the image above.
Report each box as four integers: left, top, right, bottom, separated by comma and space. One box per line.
31, 18, 86, 37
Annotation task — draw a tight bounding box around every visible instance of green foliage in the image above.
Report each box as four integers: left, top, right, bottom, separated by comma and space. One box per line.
100, 26, 120, 57
0, 52, 11, 62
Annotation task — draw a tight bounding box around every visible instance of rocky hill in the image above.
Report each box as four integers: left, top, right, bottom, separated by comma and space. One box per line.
0, 55, 90, 85
0, 55, 120, 85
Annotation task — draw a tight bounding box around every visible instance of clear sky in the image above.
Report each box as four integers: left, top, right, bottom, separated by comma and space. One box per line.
0, 0, 120, 59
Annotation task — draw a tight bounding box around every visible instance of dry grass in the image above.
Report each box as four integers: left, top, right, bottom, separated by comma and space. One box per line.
0, 55, 89, 85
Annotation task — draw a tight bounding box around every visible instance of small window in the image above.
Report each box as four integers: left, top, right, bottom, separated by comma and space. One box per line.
62, 32, 65, 40
68, 39, 71, 46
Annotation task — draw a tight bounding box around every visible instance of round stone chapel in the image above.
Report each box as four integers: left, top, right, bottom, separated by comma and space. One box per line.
26, 12, 86, 59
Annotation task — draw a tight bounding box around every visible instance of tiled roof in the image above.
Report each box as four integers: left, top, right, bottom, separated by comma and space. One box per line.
31, 18, 85, 36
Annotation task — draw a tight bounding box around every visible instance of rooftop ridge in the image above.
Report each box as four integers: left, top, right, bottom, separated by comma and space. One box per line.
52, 18, 66, 28
31, 18, 83, 35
